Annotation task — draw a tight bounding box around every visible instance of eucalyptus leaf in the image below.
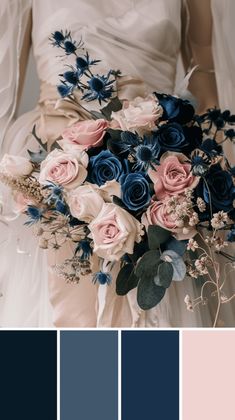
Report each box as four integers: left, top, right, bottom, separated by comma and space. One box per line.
137, 276, 166, 310
116, 264, 139, 296
106, 128, 123, 141
154, 261, 173, 288
27, 148, 47, 164
112, 195, 128, 210
101, 97, 123, 120
135, 250, 161, 279
148, 225, 171, 250
31, 125, 47, 151
160, 250, 186, 281
163, 236, 187, 257
50, 140, 62, 151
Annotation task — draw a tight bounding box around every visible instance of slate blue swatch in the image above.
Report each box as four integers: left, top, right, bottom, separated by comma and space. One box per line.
122, 330, 179, 420
61, 331, 118, 420
0, 331, 57, 420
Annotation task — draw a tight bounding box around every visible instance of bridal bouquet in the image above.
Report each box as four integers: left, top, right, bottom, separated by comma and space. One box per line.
1, 30, 235, 321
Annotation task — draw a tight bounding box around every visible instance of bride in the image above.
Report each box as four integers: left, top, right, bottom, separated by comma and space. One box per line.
0, 0, 234, 327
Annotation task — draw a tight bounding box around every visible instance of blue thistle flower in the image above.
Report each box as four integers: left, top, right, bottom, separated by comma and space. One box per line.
64, 40, 77, 55
25, 206, 44, 225
43, 182, 64, 205
76, 52, 100, 77
191, 149, 210, 176
55, 200, 68, 215
63, 70, 79, 85
57, 82, 74, 98
227, 229, 235, 242
75, 239, 93, 261
133, 136, 160, 171
82, 73, 115, 104
50, 30, 66, 46
92, 271, 112, 285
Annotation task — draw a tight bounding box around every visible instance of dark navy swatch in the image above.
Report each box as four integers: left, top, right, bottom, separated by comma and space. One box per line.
122, 330, 179, 420
0, 331, 57, 420
61, 331, 118, 420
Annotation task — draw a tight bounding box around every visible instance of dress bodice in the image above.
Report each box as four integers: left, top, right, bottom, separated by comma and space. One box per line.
32, 0, 182, 95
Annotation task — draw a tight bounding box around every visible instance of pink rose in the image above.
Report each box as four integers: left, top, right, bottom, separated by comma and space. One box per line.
89, 203, 144, 261
142, 199, 196, 240
59, 119, 108, 151
67, 184, 104, 223
39, 149, 88, 189
111, 95, 163, 135
148, 152, 199, 200
0, 154, 33, 177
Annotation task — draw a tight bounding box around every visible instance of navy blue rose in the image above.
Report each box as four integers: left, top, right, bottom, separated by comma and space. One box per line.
154, 93, 195, 124
203, 165, 235, 212
154, 123, 202, 155
154, 122, 189, 153
120, 173, 151, 211
183, 125, 203, 152
89, 150, 122, 186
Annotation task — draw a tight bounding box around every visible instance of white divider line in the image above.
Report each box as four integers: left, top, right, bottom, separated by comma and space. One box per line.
179, 329, 183, 420
118, 329, 122, 420
57, 330, 60, 420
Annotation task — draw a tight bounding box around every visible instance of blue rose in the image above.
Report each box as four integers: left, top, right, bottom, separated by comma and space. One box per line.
121, 173, 151, 211
154, 122, 189, 153
154, 93, 195, 124
154, 123, 202, 155
203, 165, 235, 212
89, 150, 123, 186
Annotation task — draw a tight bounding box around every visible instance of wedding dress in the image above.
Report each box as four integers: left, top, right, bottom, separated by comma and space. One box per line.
0, 0, 234, 327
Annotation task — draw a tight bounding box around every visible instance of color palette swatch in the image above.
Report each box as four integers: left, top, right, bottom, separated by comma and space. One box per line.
60, 331, 118, 420
122, 331, 179, 420
182, 330, 235, 420
0, 329, 234, 419
0, 331, 57, 420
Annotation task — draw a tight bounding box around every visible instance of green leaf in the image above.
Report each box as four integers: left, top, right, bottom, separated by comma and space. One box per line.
31, 125, 48, 151
137, 276, 166, 310
106, 128, 123, 141
135, 250, 161, 279
148, 225, 171, 250
101, 97, 123, 120
116, 264, 139, 296
89, 111, 105, 120
164, 236, 187, 256
27, 148, 47, 164
112, 195, 128, 210
154, 261, 173, 288
160, 250, 186, 281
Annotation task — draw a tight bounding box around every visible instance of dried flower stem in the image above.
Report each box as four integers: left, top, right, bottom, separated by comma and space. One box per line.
0, 173, 43, 203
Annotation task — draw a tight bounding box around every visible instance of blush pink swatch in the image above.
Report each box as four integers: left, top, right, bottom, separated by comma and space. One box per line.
183, 331, 235, 420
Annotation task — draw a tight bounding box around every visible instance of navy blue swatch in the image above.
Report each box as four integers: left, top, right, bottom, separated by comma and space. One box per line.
122, 330, 179, 420
0, 331, 57, 420
61, 331, 118, 420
